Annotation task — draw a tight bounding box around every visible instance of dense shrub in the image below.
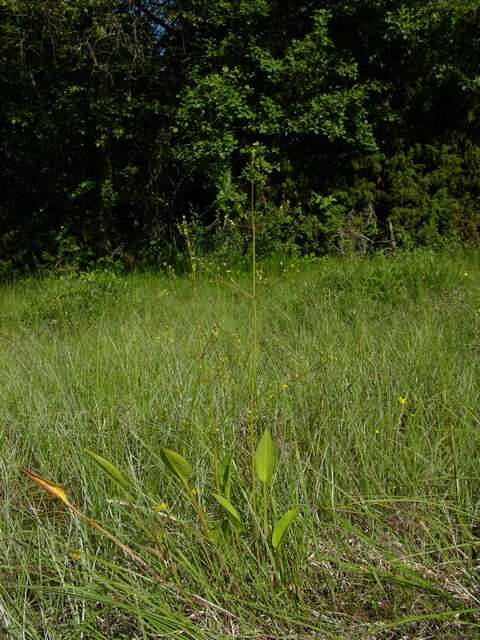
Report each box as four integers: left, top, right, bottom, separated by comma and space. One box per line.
0, 0, 478, 267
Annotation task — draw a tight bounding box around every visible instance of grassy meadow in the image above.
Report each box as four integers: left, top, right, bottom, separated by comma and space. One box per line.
1, 250, 480, 639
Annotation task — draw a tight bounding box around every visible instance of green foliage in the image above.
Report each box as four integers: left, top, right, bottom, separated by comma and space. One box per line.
0, 0, 479, 265
24, 271, 126, 324
4, 252, 480, 637
2, 251, 480, 637
385, 144, 480, 246
157, 363, 293, 551
326, 143, 480, 251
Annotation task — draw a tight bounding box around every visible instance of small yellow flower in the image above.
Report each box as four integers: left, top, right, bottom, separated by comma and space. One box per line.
464, 272, 469, 277
191, 488, 197, 496
281, 383, 289, 390
399, 396, 407, 406
70, 549, 81, 561
154, 502, 168, 512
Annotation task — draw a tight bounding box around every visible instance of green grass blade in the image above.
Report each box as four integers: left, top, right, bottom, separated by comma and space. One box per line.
219, 453, 233, 499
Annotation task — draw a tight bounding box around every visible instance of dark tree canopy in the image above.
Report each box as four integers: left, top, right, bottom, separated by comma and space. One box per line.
1, 0, 479, 272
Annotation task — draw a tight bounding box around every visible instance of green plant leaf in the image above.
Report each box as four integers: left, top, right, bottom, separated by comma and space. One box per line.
85, 449, 129, 492
255, 429, 276, 484
160, 448, 192, 484
213, 493, 243, 533
272, 507, 298, 549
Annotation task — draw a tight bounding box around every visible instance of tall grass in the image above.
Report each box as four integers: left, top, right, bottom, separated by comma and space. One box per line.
1, 249, 479, 638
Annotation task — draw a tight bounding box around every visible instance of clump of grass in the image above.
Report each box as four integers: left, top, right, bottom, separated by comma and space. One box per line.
21, 270, 127, 325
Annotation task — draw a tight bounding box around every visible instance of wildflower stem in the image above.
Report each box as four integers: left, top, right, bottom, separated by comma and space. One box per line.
249, 147, 259, 557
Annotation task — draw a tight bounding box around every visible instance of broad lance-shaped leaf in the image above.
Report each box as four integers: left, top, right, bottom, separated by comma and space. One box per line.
160, 448, 192, 484
213, 493, 243, 533
272, 507, 298, 549
85, 449, 129, 492
255, 429, 276, 484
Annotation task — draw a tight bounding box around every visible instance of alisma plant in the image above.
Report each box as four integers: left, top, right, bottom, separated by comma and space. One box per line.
23, 146, 298, 576
157, 427, 298, 552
